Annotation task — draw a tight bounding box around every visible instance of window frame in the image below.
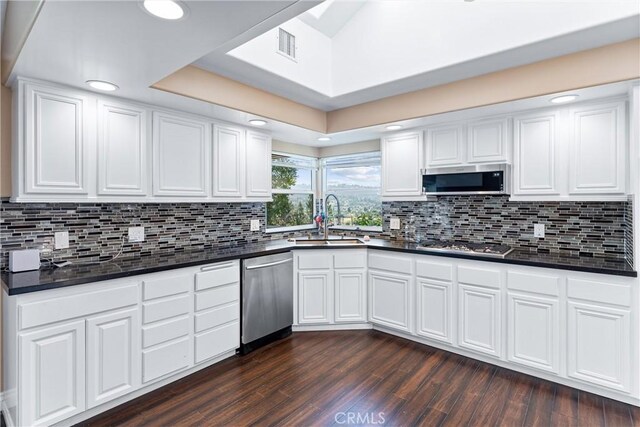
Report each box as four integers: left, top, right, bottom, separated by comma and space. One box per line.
265, 151, 318, 233
321, 151, 383, 233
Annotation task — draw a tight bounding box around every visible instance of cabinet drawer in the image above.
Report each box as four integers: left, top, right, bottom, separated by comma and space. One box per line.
195, 303, 239, 333
368, 252, 412, 275
194, 321, 239, 364
195, 284, 239, 312
458, 266, 501, 289
143, 274, 191, 301
333, 251, 366, 269
416, 260, 452, 282
508, 270, 560, 296
567, 278, 631, 307
19, 283, 138, 330
143, 294, 190, 324
142, 315, 190, 348
195, 262, 239, 291
298, 252, 332, 270
142, 337, 191, 383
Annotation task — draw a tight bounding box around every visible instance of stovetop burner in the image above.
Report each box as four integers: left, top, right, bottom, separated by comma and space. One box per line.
415, 240, 514, 258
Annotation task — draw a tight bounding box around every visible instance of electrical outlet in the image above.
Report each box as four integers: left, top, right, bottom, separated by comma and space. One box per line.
250, 219, 260, 231
390, 218, 401, 230
534, 224, 545, 238
54, 231, 69, 249
128, 226, 145, 243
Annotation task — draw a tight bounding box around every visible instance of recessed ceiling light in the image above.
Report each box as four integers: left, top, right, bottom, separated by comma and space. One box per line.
86, 80, 119, 91
318, 137, 331, 142
249, 119, 267, 126
143, 0, 185, 20
550, 94, 579, 104
386, 125, 403, 131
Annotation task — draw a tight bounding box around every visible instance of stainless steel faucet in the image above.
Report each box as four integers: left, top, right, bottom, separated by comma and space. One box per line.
324, 193, 341, 240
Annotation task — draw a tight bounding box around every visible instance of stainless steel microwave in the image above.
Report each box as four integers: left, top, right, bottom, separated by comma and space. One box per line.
422, 165, 510, 195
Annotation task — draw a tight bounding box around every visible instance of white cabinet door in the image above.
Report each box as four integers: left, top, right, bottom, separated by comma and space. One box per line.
458, 284, 501, 358
245, 130, 272, 198
416, 278, 453, 344
19, 320, 86, 426
513, 111, 560, 195
334, 270, 366, 323
425, 124, 465, 167
86, 308, 140, 408
98, 100, 149, 195
152, 112, 210, 197
569, 101, 625, 194
368, 270, 411, 332
568, 301, 631, 392
507, 293, 559, 373
467, 117, 509, 164
381, 132, 423, 197
298, 270, 332, 324
23, 83, 91, 195
213, 124, 244, 198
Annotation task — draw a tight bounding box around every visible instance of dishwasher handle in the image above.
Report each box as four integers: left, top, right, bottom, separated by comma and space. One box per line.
245, 258, 292, 271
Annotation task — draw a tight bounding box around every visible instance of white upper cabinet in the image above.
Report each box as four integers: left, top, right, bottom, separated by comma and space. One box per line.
569, 101, 626, 195
13, 79, 272, 203
467, 117, 509, 164
152, 111, 210, 197
245, 131, 272, 199
513, 111, 560, 195
381, 131, 423, 198
97, 100, 149, 196
425, 124, 465, 167
213, 125, 244, 198
21, 82, 92, 196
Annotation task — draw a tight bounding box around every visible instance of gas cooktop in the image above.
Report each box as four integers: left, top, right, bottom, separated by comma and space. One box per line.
415, 240, 514, 258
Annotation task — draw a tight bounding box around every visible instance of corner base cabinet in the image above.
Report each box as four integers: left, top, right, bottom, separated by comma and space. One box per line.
294, 250, 367, 327
2, 261, 240, 427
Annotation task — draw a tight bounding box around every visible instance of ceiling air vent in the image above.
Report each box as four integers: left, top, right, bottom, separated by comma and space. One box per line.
278, 28, 296, 61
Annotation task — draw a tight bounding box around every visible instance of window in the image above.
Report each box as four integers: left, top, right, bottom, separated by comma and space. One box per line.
266, 153, 317, 231
322, 152, 382, 231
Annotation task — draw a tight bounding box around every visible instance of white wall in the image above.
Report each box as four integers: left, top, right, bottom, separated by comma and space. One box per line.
228, 19, 332, 95
331, 0, 640, 96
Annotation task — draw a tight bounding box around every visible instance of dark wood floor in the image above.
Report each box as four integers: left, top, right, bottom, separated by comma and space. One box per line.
80, 330, 640, 427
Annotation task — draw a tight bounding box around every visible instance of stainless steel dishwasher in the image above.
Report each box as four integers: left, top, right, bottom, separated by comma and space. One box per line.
240, 252, 293, 354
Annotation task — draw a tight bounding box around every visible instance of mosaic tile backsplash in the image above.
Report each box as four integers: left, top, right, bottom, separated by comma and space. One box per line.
0, 195, 633, 269
381, 196, 631, 263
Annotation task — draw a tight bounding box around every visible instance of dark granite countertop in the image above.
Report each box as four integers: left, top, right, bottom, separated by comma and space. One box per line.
2, 238, 636, 295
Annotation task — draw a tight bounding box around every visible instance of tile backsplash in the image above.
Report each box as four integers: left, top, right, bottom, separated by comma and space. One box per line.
382, 196, 631, 263
0, 195, 633, 269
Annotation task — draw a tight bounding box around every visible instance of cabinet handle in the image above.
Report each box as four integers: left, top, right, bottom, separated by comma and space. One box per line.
200, 262, 236, 272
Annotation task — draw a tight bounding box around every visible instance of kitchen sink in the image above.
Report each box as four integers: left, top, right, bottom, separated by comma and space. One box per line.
325, 239, 365, 246
290, 239, 330, 246
289, 238, 365, 246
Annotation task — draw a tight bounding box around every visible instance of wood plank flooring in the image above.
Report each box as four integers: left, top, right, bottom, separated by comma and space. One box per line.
79, 330, 640, 427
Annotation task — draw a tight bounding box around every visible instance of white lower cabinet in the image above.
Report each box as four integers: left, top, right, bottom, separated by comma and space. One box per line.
87, 308, 141, 408
368, 270, 412, 333
19, 320, 86, 426
458, 284, 501, 358
568, 301, 631, 392
416, 259, 454, 344
6, 261, 241, 427
507, 293, 559, 373
295, 250, 367, 326
298, 270, 332, 324
335, 270, 367, 323
416, 278, 453, 344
